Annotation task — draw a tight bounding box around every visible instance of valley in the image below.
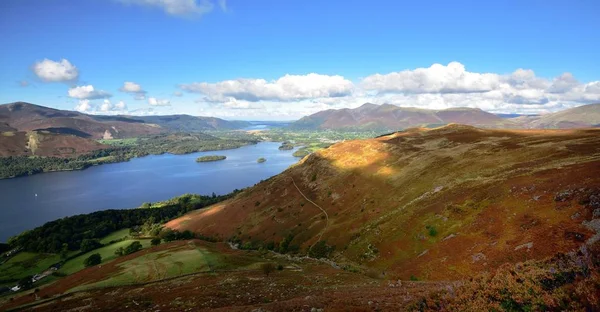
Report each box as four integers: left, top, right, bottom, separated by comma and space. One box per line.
1, 124, 599, 311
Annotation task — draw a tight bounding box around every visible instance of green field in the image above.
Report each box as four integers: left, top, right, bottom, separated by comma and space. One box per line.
70, 242, 262, 292
0, 252, 60, 283
60, 239, 152, 275
99, 228, 131, 244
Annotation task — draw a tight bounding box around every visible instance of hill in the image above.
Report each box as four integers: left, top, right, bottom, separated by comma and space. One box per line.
290, 103, 516, 130
130, 115, 250, 132
291, 102, 600, 130
0, 102, 251, 140
0, 102, 162, 140
167, 125, 600, 280
513, 103, 600, 129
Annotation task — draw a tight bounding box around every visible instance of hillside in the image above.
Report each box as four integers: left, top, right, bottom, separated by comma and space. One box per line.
167, 125, 600, 280
291, 103, 516, 130
0, 102, 251, 141
0, 102, 163, 140
515, 103, 600, 129
0, 130, 107, 157
130, 115, 250, 132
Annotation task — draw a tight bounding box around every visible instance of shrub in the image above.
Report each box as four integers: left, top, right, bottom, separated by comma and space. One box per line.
124, 241, 143, 255
83, 253, 102, 267
261, 263, 276, 276
308, 240, 334, 259
151, 238, 161, 246
80, 239, 103, 253
277, 264, 284, 271
427, 226, 438, 237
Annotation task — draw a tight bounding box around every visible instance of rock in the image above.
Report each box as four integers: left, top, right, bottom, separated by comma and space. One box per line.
471, 253, 487, 263
533, 195, 541, 201
514, 242, 533, 251
593, 208, 600, 218
571, 212, 581, 220
443, 234, 456, 241
417, 249, 429, 257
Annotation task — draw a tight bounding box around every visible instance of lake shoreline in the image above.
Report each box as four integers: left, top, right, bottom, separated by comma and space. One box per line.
0, 142, 260, 180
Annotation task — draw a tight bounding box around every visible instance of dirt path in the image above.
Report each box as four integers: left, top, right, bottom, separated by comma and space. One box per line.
291, 177, 329, 244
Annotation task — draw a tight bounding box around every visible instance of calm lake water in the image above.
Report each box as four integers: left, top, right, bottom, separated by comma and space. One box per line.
0, 142, 299, 242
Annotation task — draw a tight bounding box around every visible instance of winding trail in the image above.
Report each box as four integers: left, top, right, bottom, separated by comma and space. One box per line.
291, 177, 329, 244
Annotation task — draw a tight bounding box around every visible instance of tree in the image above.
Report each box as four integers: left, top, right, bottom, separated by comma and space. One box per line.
59, 243, 69, 260
124, 241, 143, 255
261, 263, 276, 276
151, 238, 161, 246
114, 247, 125, 256
83, 253, 102, 267
308, 240, 334, 259
18, 276, 33, 290
80, 239, 102, 253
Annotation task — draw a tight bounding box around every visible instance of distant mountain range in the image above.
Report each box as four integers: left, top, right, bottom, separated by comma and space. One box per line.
291, 103, 600, 130
0, 102, 251, 140
0, 102, 251, 157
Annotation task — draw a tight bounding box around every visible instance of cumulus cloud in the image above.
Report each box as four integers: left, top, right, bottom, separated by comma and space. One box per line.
119, 81, 147, 100
181, 62, 599, 118
180, 73, 354, 102
32, 58, 79, 82
118, 0, 224, 18
74, 100, 92, 113
148, 97, 170, 106
75, 99, 127, 114
173, 91, 183, 97
68, 85, 112, 100
221, 98, 264, 110
362, 62, 500, 94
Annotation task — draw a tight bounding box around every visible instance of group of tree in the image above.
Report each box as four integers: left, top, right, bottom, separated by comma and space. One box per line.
8, 192, 238, 253
114, 241, 143, 256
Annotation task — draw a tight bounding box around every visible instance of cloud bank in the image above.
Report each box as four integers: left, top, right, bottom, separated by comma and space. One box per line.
179, 62, 600, 117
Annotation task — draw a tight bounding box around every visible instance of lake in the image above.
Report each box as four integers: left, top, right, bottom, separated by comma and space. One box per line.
0, 142, 299, 242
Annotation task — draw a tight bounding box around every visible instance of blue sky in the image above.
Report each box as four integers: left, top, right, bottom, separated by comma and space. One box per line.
1, 0, 599, 120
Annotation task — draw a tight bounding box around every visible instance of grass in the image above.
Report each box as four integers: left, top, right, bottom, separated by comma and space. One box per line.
69, 242, 263, 292
0, 252, 60, 282
99, 228, 131, 245
59, 239, 152, 275
97, 138, 138, 146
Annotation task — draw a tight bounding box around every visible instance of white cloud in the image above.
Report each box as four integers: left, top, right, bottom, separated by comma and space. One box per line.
32, 58, 79, 82
148, 97, 170, 106
173, 91, 183, 97
221, 98, 264, 110
68, 85, 112, 100
74, 99, 128, 114
180, 73, 354, 102
118, 0, 223, 18
362, 62, 500, 94
74, 100, 92, 113
119, 81, 147, 100
177, 62, 600, 119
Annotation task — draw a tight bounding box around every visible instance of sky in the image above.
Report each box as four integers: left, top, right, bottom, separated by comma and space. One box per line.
0, 0, 599, 120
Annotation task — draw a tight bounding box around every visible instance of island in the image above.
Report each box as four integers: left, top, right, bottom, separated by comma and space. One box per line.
196, 155, 227, 162
278, 141, 294, 150
257, 157, 266, 163
293, 148, 310, 158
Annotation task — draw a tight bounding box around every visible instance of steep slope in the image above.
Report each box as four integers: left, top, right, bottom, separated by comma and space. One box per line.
291, 103, 516, 130
167, 125, 600, 280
